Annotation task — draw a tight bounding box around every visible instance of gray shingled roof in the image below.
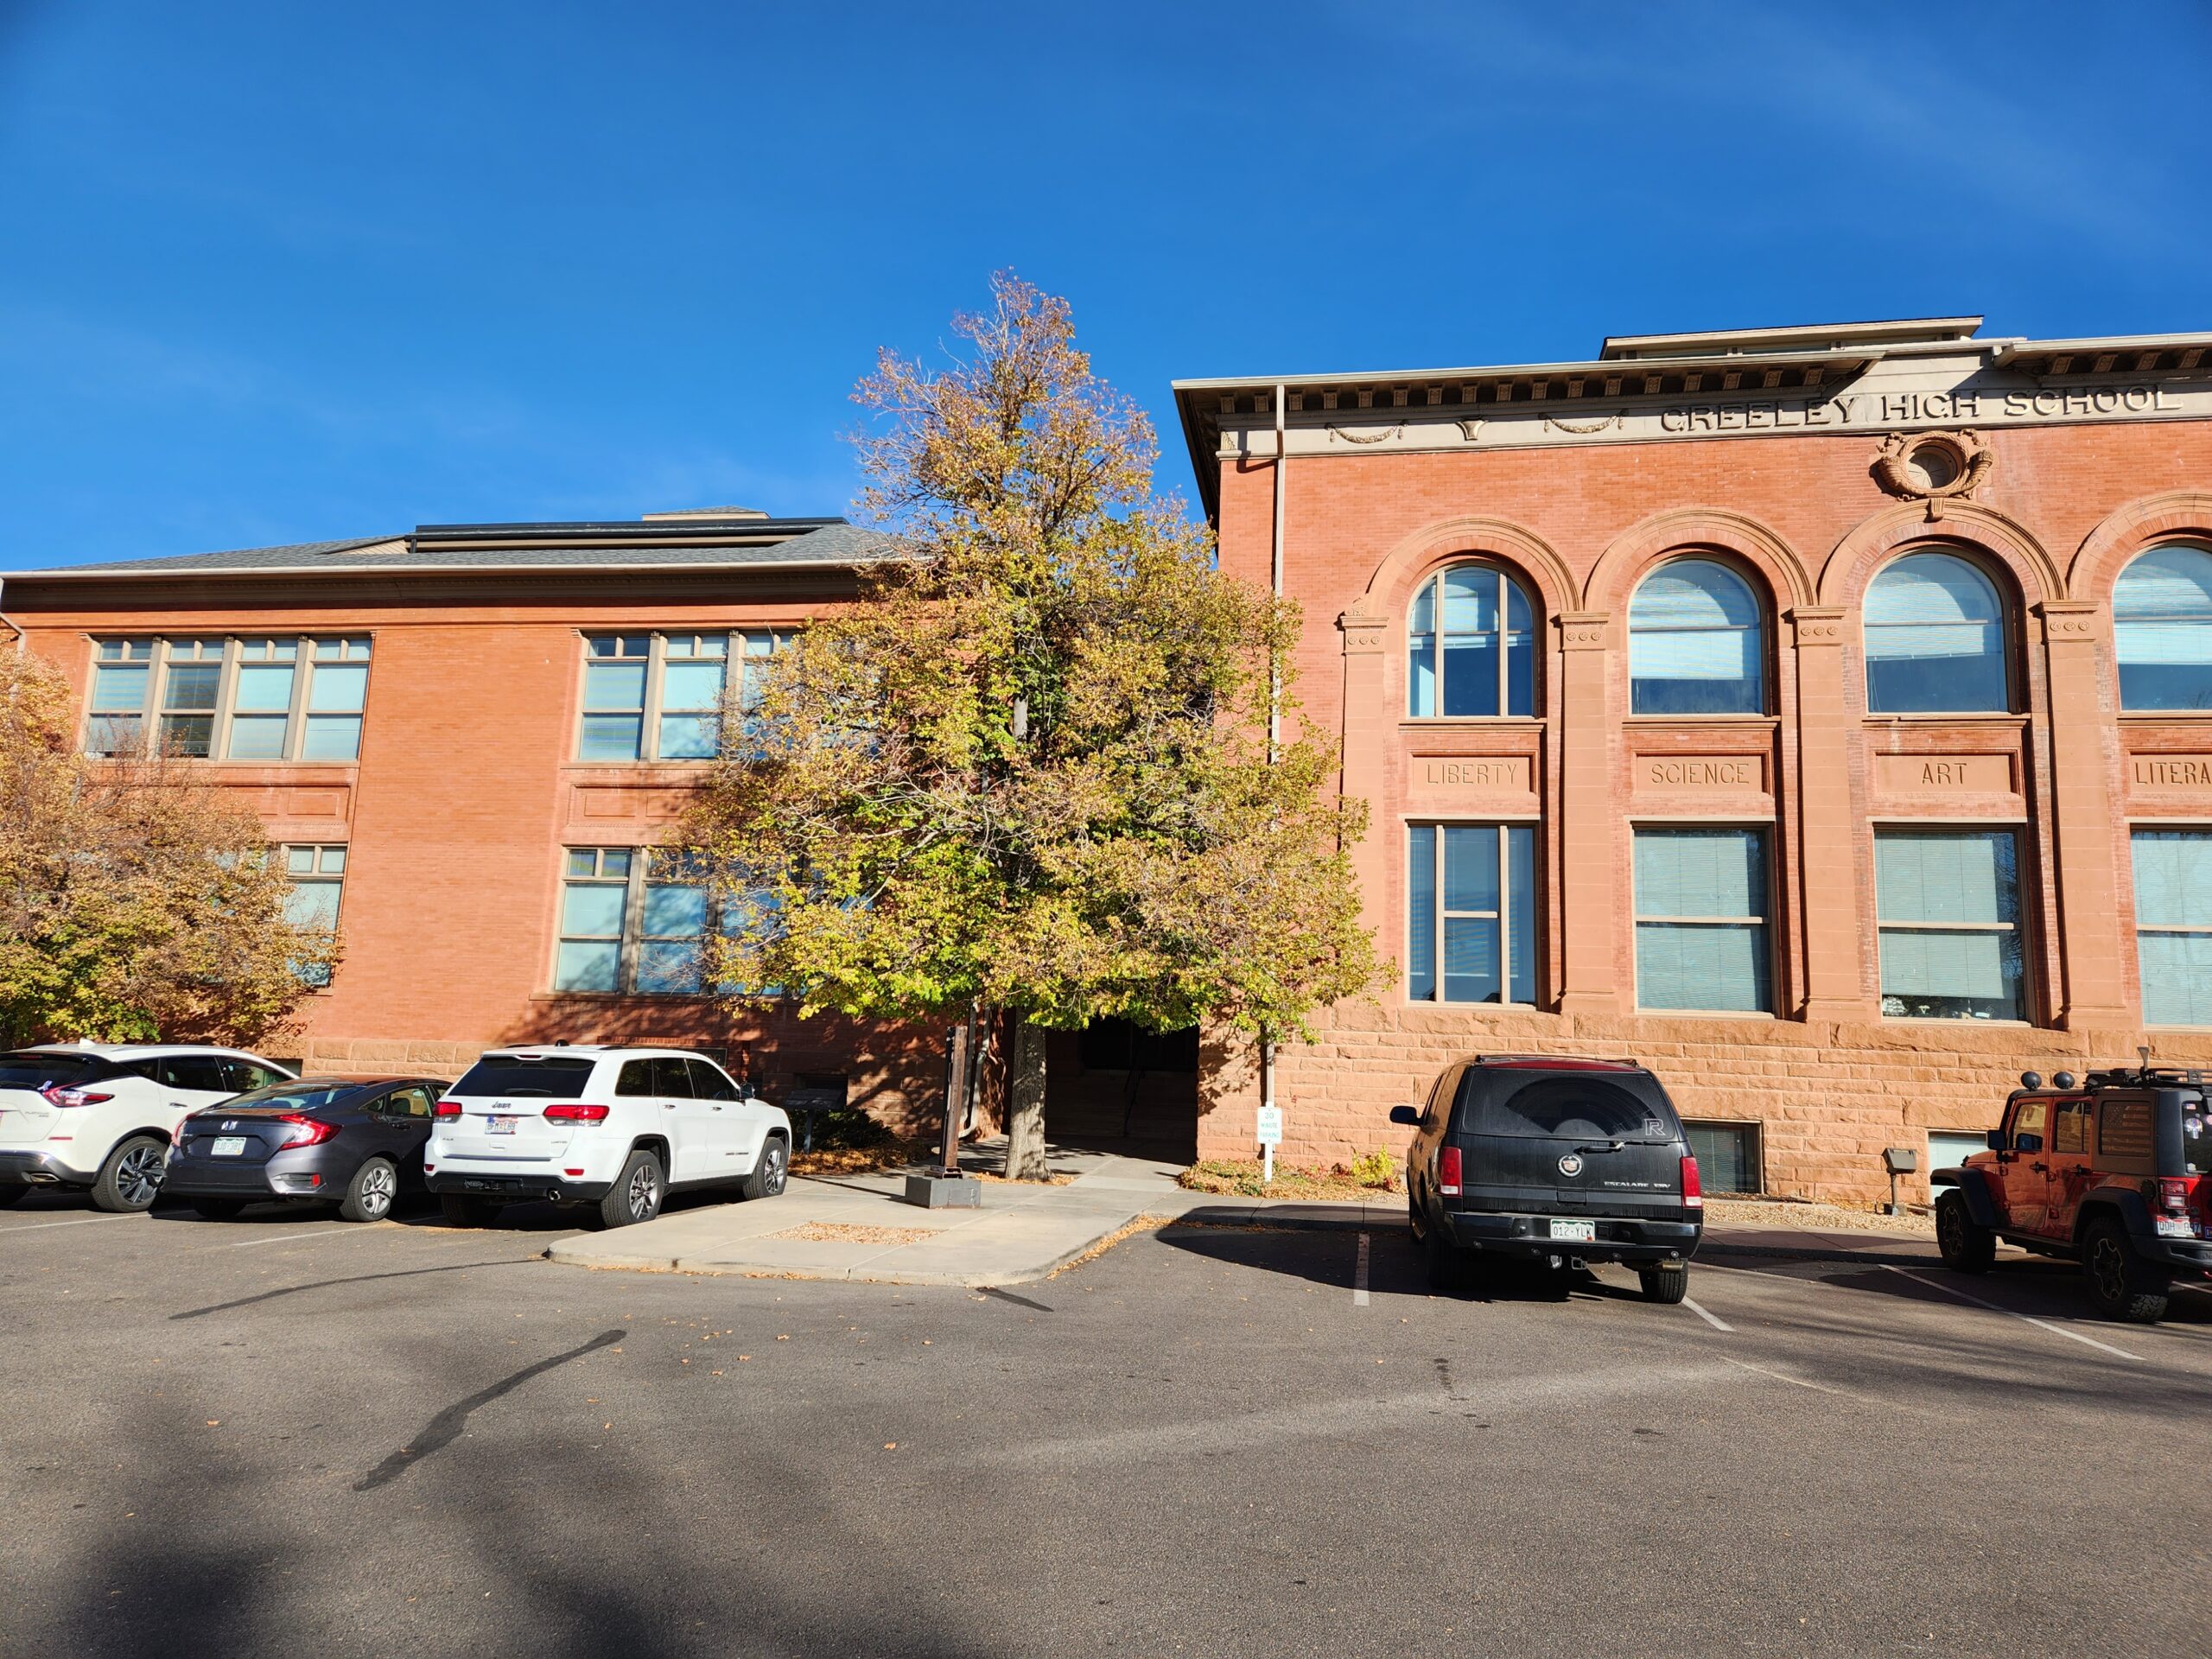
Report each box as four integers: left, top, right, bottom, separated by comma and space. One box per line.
11, 522, 902, 579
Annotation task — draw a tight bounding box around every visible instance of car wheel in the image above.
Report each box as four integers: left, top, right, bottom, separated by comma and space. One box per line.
340, 1157, 399, 1224
596, 1148, 665, 1230
741, 1135, 789, 1201
190, 1198, 246, 1221
1935, 1192, 1995, 1274
0, 1181, 27, 1208
439, 1193, 499, 1229
91, 1135, 168, 1212
1638, 1262, 1690, 1305
2083, 1217, 2169, 1324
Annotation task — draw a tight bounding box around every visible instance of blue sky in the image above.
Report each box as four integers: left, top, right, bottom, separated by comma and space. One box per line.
3, 1, 2207, 568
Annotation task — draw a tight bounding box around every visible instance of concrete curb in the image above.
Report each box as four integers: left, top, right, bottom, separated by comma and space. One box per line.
543, 1223, 1137, 1288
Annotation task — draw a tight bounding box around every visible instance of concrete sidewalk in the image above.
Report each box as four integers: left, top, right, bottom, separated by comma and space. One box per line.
546, 1146, 1408, 1287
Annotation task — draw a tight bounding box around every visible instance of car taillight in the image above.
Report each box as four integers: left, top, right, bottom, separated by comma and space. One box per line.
171, 1118, 194, 1147
275, 1113, 339, 1148
1681, 1153, 1703, 1211
39, 1084, 113, 1109
543, 1103, 610, 1123
433, 1100, 462, 1119
1438, 1145, 1462, 1197
2158, 1177, 2192, 1216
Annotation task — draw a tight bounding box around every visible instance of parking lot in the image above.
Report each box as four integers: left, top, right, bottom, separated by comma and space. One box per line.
5, 1188, 2211, 1658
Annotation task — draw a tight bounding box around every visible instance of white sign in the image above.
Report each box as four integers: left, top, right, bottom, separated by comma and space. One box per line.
1255, 1106, 1283, 1147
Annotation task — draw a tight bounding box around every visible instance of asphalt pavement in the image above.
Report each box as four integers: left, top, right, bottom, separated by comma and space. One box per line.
3, 1186, 2210, 1657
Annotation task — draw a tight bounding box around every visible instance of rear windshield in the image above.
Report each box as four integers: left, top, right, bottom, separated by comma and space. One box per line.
0, 1052, 108, 1090
448, 1056, 598, 1097
207, 1081, 361, 1115
1459, 1071, 1682, 1143
2186, 1103, 2210, 1177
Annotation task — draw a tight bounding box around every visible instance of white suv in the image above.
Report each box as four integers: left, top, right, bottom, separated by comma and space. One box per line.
0, 1045, 297, 1211
426, 1046, 792, 1229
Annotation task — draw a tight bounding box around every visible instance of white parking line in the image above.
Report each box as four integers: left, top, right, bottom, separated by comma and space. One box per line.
1885, 1266, 2142, 1361
1682, 1296, 1732, 1332
0, 1214, 138, 1235
1353, 1232, 1370, 1306
222, 1229, 351, 1250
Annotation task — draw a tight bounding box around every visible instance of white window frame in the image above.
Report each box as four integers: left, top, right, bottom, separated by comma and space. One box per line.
85, 634, 372, 761
555, 846, 723, 996
1405, 819, 1539, 1007
1407, 563, 1536, 720
575, 629, 792, 764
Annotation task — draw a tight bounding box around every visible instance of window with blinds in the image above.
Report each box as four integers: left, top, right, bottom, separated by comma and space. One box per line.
1864, 553, 2011, 714
1407, 823, 1537, 1004
1408, 564, 1535, 718
1632, 828, 1772, 1013
2113, 546, 2212, 712
1875, 829, 2025, 1020
2132, 829, 2212, 1026
1628, 559, 1764, 715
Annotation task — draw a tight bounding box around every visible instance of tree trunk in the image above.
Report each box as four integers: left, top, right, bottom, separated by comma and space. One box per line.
1003, 1017, 1051, 1181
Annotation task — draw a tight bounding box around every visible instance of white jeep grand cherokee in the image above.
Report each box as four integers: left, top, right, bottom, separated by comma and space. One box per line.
427, 1046, 792, 1229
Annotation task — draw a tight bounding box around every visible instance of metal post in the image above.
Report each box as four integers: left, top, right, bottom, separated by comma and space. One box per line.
941, 1018, 969, 1178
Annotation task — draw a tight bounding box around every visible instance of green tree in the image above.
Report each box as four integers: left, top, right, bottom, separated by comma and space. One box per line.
0, 649, 338, 1047
683, 275, 1382, 1178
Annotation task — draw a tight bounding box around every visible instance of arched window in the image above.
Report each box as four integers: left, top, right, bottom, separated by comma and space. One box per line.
1628, 559, 1764, 715
1864, 552, 2010, 714
1408, 563, 1535, 717
2113, 544, 2212, 711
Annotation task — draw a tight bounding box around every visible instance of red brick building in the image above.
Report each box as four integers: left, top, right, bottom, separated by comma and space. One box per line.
1176, 317, 2212, 1200
0, 511, 943, 1122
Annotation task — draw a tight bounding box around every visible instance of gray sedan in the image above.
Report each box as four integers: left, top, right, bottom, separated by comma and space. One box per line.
163, 1077, 448, 1222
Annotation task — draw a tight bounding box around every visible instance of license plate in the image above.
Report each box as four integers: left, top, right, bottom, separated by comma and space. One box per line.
1548, 1219, 1597, 1242
488, 1116, 518, 1135
213, 1136, 247, 1158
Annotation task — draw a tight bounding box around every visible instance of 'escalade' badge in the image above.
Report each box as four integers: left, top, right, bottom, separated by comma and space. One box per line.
222, 1121, 237, 1131
1558, 1153, 1584, 1177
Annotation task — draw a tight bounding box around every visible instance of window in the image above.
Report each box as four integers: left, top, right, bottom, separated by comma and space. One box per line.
380, 1086, 436, 1120
448, 1055, 597, 1096
2113, 545, 2212, 711
2097, 1095, 2154, 1161
2007, 1096, 2048, 1150
555, 847, 750, 995
1875, 829, 2025, 1020
577, 629, 790, 761
1629, 559, 1764, 715
1864, 553, 2009, 713
1408, 565, 1535, 718
2131, 829, 2212, 1026
1683, 1122, 1761, 1194
2052, 1098, 2091, 1154
281, 844, 346, 988
1408, 823, 1536, 1003
1632, 828, 1771, 1013
85, 635, 372, 760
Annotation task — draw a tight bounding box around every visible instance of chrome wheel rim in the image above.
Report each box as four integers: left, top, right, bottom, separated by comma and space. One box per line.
359, 1164, 394, 1217
626, 1162, 660, 1219
116, 1144, 162, 1207
765, 1142, 787, 1195
2090, 1235, 2126, 1302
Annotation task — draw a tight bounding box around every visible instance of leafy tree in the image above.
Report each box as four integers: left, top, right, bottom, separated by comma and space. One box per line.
683, 276, 1382, 1178
0, 649, 338, 1047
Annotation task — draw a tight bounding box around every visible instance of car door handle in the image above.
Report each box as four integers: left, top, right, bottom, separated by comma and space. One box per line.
2030, 1162, 2049, 1173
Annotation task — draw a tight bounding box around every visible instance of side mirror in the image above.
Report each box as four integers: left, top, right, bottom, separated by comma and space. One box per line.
1986, 1128, 2008, 1152
1388, 1103, 1421, 1128
2014, 1132, 2043, 1154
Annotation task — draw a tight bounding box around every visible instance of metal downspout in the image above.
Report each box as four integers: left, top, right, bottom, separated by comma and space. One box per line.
1262, 384, 1286, 1170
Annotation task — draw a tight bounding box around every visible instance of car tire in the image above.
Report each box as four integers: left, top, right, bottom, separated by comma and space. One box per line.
340, 1157, 399, 1224
2083, 1217, 2169, 1324
190, 1198, 246, 1221
439, 1193, 499, 1229
1638, 1262, 1690, 1305
91, 1135, 168, 1212
741, 1135, 790, 1201
0, 1182, 27, 1208
1935, 1192, 1995, 1274
596, 1148, 665, 1230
